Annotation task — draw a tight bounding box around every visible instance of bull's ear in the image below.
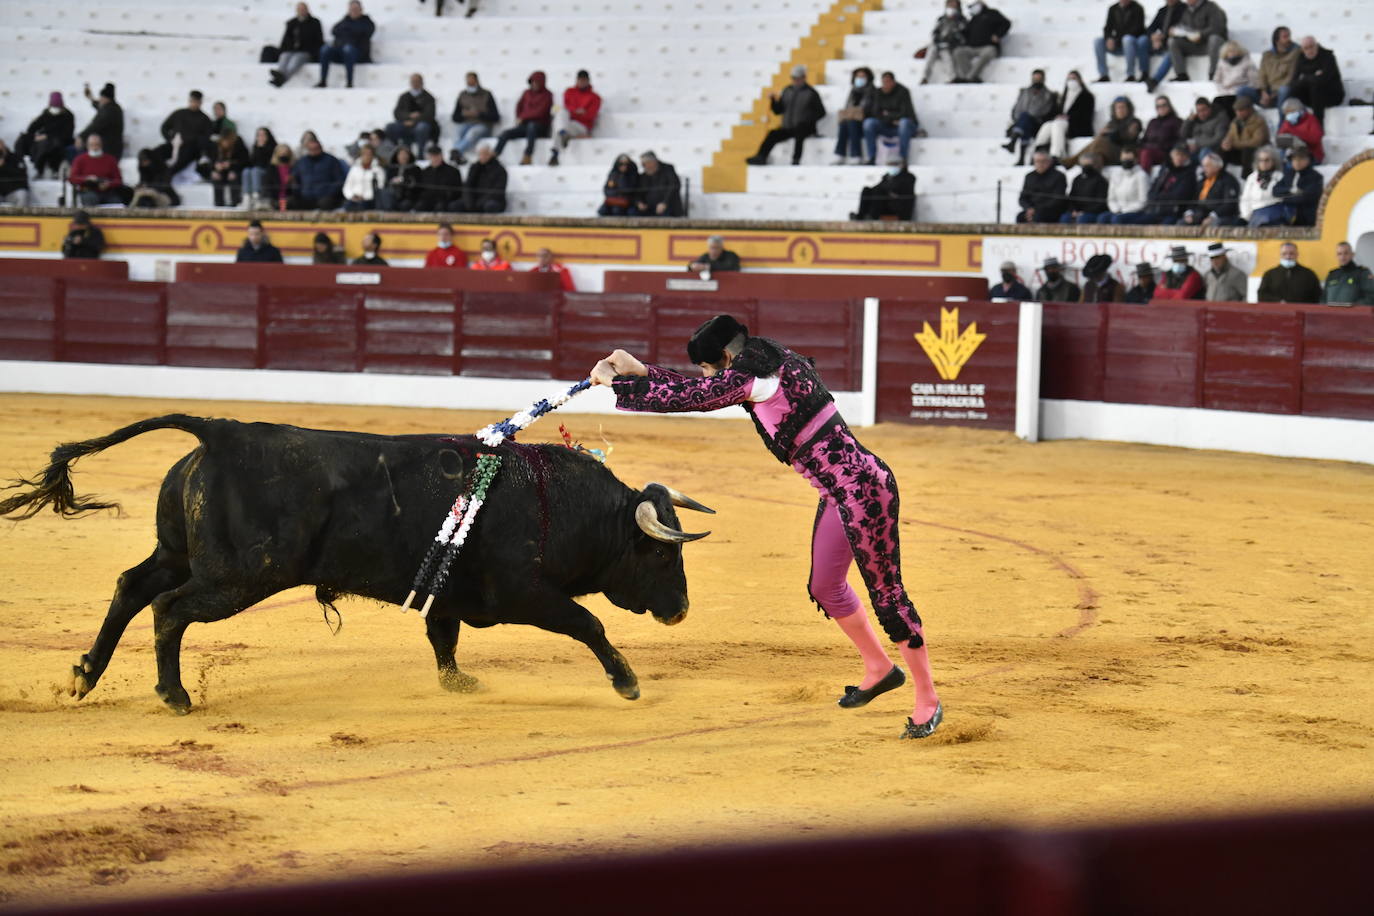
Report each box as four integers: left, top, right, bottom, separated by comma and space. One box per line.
643, 481, 715, 514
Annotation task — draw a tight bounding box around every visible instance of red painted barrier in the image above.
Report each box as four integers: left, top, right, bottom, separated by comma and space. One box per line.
603, 269, 986, 301
175, 261, 561, 292
0, 256, 127, 281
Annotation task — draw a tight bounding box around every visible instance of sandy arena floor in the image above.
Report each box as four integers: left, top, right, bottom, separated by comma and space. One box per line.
0, 393, 1371, 906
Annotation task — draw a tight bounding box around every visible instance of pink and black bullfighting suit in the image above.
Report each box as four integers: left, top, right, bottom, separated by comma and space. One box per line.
611, 319, 924, 648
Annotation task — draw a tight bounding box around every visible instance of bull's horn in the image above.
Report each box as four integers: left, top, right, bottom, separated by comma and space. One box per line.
647, 482, 716, 515
635, 500, 709, 543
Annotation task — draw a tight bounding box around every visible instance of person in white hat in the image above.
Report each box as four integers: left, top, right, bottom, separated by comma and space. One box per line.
745, 64, 826, 166
1204, 242, 1248, 302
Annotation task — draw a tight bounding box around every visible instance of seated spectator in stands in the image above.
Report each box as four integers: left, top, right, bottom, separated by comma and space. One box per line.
1138, 95, 1182, 170
352, 231, 387, 266
210, 102, 237, 143
271, 3, 324, 88
1145, 142, 1197, 223
1258, 27, 1298, 110
0, 141, 30, 208
209, 131, 250, 207
61, 211, 105, 259
415, 145, 463, 211
263, 144, 295, 211
312, 231, 345, 264
463, 143, 507, 213
156, 91, 214, 178
318, 0, 375, 88
1202, 242, 1247, 301
1179, 150, 1239, 226
598, 154, 638, 216
70, 135, 128, 206
1277, 98, 1324, 164
688, 235, 741, 273
296, 129, 321, 160
1273, 146, 1321, 226
551, 70, 601, 166
1030, 71, 1095, 164
289, 136, 346, 209
531, 247, 575, 291
1104, 147, 1151, 223
1166, 0, 1228, 82
242, 128, 277, 211
1180, 96, 1227, 163
1059, 152, 1109, 224
988, 260, 1032, 300
342, 145, 385, 211
347, 128, 395, 165
235, 220, 284, 263
1094, 0, 1147, 83
918, 2, 966, 85
378, 145, 421, 211
470, 238, 510, 270
1289, 36, 1343, 123
449, 72, 500, 165
1035, 257, 1080, 303
494, 71, 553, 165
833, 67, 875, 165
424, 222, 467, 267
862, 72, 919, 165
1154, 244, 1203, 299
1322, 242, 1374, 305
16, 92, 74, 178
1082, 254, 1124, 302
1219, 94, 1268, 175
1064, 96, 1140, 169
636, 151, 682, 216
1258, 242, 1321, 303
953, 1, 1010, 84
746, 65, 826, 166
387, 74, 438, 156
1239, 146, 1285, 227
129, 148, 180, 208
1124, 261, 1156, 303
76, 82, 124, 161
1212, 41, 1259, 115
850, 157, 916, 221
1016, 150, 1067, 223
1003, 69, 1057, 164
1142, 0, 1185, 91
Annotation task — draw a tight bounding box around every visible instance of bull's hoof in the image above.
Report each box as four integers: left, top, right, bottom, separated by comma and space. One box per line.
439, 669, 480, 693
155, 684, 193, 716
69, 655, 98, 699
608, 673, 640, 701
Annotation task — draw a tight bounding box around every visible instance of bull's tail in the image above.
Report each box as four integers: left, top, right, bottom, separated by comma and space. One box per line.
0, 414, 215, 520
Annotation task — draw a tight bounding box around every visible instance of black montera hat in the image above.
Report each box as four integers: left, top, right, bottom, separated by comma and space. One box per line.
687, 314, 749, 365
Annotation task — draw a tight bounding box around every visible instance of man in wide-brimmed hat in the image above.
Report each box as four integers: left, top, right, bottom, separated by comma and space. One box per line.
1155, 244, 1204, 300
1125, 260, 1157, 303
1035, 255, 1081, 302
1081, 253, 1124, 302
1204, 241, 1248, 302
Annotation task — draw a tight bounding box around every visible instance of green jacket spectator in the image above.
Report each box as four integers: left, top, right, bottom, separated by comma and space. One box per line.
1322, 244, 1374, 305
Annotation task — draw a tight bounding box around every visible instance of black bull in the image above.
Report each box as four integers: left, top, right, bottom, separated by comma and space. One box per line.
0, 414, 713, 714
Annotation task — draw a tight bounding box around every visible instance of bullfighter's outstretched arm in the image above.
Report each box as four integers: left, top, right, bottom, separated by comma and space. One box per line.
610, 365, 754, 414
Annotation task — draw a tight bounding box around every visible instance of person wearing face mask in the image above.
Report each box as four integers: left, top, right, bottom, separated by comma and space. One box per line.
1125, 261, 1157, 303
1063, 95, 1140, 170
1029, 71, 1096, 164
1257, 243, 1321, 303
1258, 27, 1299, 110
1003, 69, 1059, 165
1035, 257, 1081, 303
1272, 145, 1322, 227
69, 134, 128, 207
1219, 94, 1269, 177
951, 1, 1011, 84
386, 74, 439, 157
16, 92, 74, 179
1239, 145, 1284, 228
470, 238, 510, 271
1154, 245, 1203, 300
833, 68, 875, 165
1059, 152, 1109, 224
988, 260, 1032, 300
424, 222, 467, 268
449, 72, 501, 166
1276, 98, 1324, 164
849, 157, 915, 221
1211, 41, 1260, 117
1104, 147, 1151, 223
918, 1, 966, 85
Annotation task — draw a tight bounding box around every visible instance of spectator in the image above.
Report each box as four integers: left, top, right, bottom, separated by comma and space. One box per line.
1219, 94, 1269, 175
129, 148, 179, 208
1289, 36, 1343, 123
289, 136, 346, 209
1278, 98, 1324, 164
209, 131, 250, 207
850, 157, 916, 220
1138, 95, 1182, 170
61, 211, 105, 259
463, 143, 507, 213
270, 2, 325, 87
1239, 145, 1285, 227
688, 235, 742, 273
1166, 0, 1228, 82
833, 67, 875, 165
1104, 147, 1151, 223
1002, 69, 1058, 164
1059, 152, 1109, 224
1016, 150, 1067, 223
378, 145, 422, 211
342, 145, 385, 211
235, 220, 284, 263
352, 231, 388, 266
1273, 145, 1322, 226
312, 231, 345, 264
1154, 244, 1203, 299
636, 151, 682, 217
242, 128, 278, 211
1203, 241, 1248, 301
317, 0, 375, 88
551, 70, 601, 166
415, 145, 463, 211
0, 141, 30, 207
1181, 95, 1227, 160
598, 153, 638, 216
1124, 261, 1157, 303
157, 90, 214, 178
862, 71, 919, 165
494, 71, 553, 165
1257, 27, 1298, 110
296, 129, 321, 160
1081, 254, 1124, 302
1142, 0, 1186, 91
424, 222, 467, 267
449, 72, 500, 165
952, 1, 1011, 84
1063, 96, 1140, 169
209, 102, 237, 142
1094, 0, 1147, 83
1212, 41, 1259, 115
70, 135, 127, 206
1145, 142, 1197, 223
1179, 150, 1239, 226
77, 82, 124, 161
1322, 242, 1374, 306
1030, 71, 1095, 164
988, 261, 1033, 300
918, 2, 966, 85
1258, 243, 1321, 303
470, 238, 510, 270
1035, 257, 1080, 303
15, 92, 74, 178
746, 65, 826, 166
262, 144, 296, 211
387, 74, 438, 155
531, 247, 576, 291
347, 128, 396, 165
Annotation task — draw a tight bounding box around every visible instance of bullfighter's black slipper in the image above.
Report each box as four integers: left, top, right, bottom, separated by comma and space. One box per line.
900, 702, 944, 740
837, 665, 905, 708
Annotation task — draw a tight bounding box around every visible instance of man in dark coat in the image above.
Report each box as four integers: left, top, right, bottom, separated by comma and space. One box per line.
1035, 257, 1081, 302
352, 231, 388, 266
61, 211, 105, 259
1289, 36, 1344, 122
1167, 0, 1228, 81
288, 137, 346, 209
636, 151, 682, 217
235, 221, 284, 263
415, 145, 463, 211
1124, 261, 1157, 303
1060, 151, 1109, 224
463, 144, 507, 213
270, 2, 325, 87
16, 92, 75, 178
77, 82, 124, 160
1146, 143, 1198, 223
861, 71, 919, 165
1322, 242, 1374, 306
1095, 0, 1147, 82
687, 235, 742, 273
0, 141, 31, 207
746, 64, 826, 165
988, 260, 1033, 300
1257, 242, 1321, 303
850, 158, 916, 220
953, 1, 1012, 83
1081, 253, 1125, 302
1016, 150, 1067, 223
1274, 146, 1322, 227
1179, 151, 1239, 226
386, 73, 439, 154
317, 0, 375, 88
157, 90, 214, 177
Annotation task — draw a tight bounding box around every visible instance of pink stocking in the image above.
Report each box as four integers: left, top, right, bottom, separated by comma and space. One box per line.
898, 629, 940, 722
834, 612, 895, 689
